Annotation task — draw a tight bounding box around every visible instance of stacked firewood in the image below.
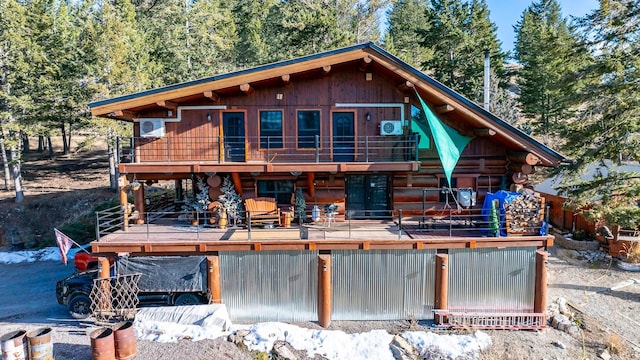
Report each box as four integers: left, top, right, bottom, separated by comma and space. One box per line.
505, 194, 545, 235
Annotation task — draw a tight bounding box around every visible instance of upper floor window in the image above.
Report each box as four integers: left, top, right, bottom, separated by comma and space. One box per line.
260, 110, 283, 149
297, 110, 320, 148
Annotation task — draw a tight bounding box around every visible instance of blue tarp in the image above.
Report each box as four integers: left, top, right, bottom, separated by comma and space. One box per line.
480, 191, 547, 237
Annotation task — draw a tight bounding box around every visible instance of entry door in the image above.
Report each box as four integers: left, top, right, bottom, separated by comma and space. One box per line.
346, 174, 390, 219
332, 112, 355, 162
223, 112, 246, 162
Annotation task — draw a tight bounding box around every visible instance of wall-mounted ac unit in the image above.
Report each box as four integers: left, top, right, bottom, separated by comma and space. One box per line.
140, 119, 166, 138
380, 120, 403, 136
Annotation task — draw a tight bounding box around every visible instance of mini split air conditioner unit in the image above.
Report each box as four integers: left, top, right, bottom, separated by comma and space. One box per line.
140, 119, 166, 138
379, 120, 403, 136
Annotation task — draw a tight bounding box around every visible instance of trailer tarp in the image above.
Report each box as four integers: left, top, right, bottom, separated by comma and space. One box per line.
117, 256, 207, 292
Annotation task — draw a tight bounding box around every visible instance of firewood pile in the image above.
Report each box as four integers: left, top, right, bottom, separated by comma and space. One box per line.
505, 194, 545, 235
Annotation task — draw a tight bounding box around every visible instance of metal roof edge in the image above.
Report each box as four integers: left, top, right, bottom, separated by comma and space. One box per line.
365, 43, 569, 165
88, 43, 373, 108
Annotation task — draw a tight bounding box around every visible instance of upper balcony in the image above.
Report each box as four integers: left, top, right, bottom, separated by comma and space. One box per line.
117, 134, 420, 174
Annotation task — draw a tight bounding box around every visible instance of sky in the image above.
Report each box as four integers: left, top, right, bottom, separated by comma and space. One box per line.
485, 0, 599, 54
1, 246, 493, 359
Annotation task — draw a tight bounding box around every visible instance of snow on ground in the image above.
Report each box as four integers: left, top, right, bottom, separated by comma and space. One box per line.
1, 247, 493, 359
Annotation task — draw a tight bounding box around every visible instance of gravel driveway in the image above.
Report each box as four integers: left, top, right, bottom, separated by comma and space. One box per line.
1, 246, 638, 360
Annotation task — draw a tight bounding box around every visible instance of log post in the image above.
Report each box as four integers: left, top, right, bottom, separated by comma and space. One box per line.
133, 183, 145, 224
98, 257, 111, 313
119, 176, 129, 231
434, 253, 449, 325
507, 162, 534, 175
534, 249, 548, 316
318, 254, 332, 328
207, 255, 221, 304
507, 151, 539, 165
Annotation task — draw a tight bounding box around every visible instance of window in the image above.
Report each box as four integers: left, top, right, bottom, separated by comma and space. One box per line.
297, 110, 320, 148
257, 180, 294, 205
260, 110, 283, 149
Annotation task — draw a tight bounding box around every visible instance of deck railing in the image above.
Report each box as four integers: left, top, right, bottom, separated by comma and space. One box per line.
94, 205, 545, 242
117, 134, 419, 163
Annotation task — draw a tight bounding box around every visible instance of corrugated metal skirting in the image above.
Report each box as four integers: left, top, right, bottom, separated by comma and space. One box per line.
448, 247, 537, 312
332, 249, 436, 320
219, 251, 318, 322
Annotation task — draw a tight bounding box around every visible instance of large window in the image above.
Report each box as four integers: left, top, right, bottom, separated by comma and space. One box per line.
257, 180, 294, 205
297, 110, 320, 148
260, 110, 283, 149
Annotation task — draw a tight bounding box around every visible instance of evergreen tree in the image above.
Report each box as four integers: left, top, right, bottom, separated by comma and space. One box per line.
418, 0, 505, 102
384, 0, 432, 68
513, 0, 583, 141
232, 0, 276, 68
555, 0, 640, 228
0, 0, 35, 201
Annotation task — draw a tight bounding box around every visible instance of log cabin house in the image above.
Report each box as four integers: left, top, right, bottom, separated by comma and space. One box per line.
89, 43, 568, 328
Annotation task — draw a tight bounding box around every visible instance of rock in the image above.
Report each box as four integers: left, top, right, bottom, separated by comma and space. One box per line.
557, 297, 569, 315
599, 349, 612, 360
272, 341, 297, 360
390, 335, 421, 360
553, 341, 566, 349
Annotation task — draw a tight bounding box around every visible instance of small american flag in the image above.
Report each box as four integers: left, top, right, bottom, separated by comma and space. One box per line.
54, 228, 74, 265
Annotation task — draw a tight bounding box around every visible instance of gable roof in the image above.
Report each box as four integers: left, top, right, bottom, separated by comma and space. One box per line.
89, 42, 568, 167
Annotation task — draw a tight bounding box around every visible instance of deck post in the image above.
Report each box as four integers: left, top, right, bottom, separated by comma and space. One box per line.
207, 255, 222, 304
98, 257, 111, 312
434, 253, 449, 325
318, 254, 332, 328
134, 183, 146, 224
534, 249, 548, 316
119, 176, 129, 231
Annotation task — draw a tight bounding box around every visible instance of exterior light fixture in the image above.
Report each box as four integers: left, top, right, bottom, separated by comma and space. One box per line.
365, 112, 371, 121
206, 113, 212, 121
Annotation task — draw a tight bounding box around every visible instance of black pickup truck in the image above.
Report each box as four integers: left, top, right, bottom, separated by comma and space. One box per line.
56, 256, 209, 318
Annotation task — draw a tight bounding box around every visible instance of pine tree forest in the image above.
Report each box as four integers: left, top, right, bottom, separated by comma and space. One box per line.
1, 0, 639, 226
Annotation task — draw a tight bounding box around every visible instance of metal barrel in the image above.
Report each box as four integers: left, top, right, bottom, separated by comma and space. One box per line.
26, 327, 54, 360
113, 322, 136, 360
0, 330, 28, 360
89, 328, 115, 360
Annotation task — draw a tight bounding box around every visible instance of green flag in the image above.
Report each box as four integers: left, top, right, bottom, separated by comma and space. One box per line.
415, 90, 473, 187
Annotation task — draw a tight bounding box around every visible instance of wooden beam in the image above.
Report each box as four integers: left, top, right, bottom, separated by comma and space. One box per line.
133, 183, 146, 224
473, 128, 496, 136
507, 151, 540, 165
318, 254, 332, 328
434, 253, 449, 325
358, 56, 372, 71
207, 255, 222, 304
109, 110, 139, 119
397, 80, 415, 92
239, 83, 252, 94
203, 90, 219, 102
156, 100, 177, 111
281, 74, 291, 85
507, 162, 534, 175
534, 250, 548, 315
307, 172, 315, 199
231, 172, 243, 196
322, 65, 331, 75
435, 104, 455, 114
119, 176, 129, 232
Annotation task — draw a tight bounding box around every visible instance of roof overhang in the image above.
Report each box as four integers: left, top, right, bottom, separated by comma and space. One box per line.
89, 42, 569, 167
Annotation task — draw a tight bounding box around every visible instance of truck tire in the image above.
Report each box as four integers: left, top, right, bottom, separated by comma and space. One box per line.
68, 293, 92, 319
174, 293, 203, 306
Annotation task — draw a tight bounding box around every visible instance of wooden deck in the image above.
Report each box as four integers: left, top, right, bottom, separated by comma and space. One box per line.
91, 219, 553, 256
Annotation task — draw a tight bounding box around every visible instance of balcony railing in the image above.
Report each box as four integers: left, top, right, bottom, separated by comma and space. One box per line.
117, 134, 419, 163
95, 205, 546, 242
